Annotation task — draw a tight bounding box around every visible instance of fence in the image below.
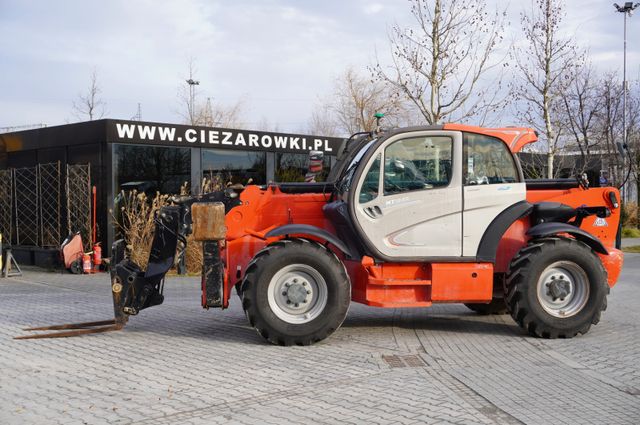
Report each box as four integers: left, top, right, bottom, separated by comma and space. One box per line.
66, 164, 92, 250
0, 170, 12, 243
0, 162, 92, 250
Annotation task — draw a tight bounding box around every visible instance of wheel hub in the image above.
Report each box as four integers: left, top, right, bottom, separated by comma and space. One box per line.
267, 264, 328, 324
282, 279, 311, 307
546, 275, 571, 301
536, 261, 590, 318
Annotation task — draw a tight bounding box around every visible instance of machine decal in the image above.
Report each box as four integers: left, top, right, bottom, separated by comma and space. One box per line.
594, 217, 608, 227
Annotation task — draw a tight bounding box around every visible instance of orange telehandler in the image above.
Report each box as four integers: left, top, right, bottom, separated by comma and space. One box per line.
18, 124, 624, 345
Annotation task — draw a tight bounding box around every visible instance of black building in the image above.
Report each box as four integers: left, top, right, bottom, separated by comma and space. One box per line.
0, 119, 343, 263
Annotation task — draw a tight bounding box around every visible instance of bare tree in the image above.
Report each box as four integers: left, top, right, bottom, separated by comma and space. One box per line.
373, 0, 506, 125
308, 68, 410, 137
512, 0, 582, 178
333, 68, 408, 134
609, 77, 640, 205
306, 105, 339, 137
594, 74, 625, 186
627, 80, 640, 209
254, 116, 282, 133
177, 58, 245, 128
198, 96, 246, 128
560, 63, 601, 173
72, 69, 106, 121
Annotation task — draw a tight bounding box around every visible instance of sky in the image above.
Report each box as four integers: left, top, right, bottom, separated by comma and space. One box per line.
0, 0, 638, 133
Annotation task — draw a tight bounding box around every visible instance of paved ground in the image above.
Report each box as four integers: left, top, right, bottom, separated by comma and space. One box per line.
622, 237, 640, 247
1, 255, 639, 425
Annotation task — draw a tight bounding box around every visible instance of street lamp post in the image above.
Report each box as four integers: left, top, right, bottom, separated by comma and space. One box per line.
181, 76, 201, 275
614, 2, 639, 201
186, 78, 200, 125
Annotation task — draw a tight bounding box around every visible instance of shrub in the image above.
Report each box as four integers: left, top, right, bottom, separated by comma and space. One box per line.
115, 190, 170, 269
622, 202, 638, 229
113, 175, 238, 275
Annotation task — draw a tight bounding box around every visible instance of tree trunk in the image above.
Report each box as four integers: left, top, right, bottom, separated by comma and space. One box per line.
636, 154, 639, 228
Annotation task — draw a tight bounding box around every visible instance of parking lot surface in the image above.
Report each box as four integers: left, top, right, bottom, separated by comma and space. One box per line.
1, 254, 639, 425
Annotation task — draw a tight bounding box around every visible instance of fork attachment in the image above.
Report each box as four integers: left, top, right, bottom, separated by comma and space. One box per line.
15, 205, 183, 340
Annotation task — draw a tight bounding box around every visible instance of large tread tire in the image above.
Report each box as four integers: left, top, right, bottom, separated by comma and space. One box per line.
506, 237, 608, 338
465, 298, 508, 315
241, 239, 351, 346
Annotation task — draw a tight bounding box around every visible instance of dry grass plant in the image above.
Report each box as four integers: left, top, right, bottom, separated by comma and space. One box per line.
115, 174, 236, 275
115, 190, 170, 269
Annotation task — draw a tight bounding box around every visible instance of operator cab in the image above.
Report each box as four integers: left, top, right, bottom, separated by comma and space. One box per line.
330, 127, 526, 260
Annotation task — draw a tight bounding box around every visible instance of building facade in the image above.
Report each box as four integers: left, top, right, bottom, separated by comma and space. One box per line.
0, 119, 343, 262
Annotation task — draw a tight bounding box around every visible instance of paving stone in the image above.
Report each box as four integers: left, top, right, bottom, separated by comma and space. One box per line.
1, 255, 639, 424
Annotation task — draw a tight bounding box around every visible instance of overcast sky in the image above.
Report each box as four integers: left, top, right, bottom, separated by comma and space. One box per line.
0, 0, 638, 133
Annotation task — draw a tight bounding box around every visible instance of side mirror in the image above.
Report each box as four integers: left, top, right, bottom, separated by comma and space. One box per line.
305, 150, 324, 182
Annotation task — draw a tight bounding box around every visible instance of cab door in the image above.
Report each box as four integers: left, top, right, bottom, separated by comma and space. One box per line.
352, 131, 463, 258
462, 133, 526, 256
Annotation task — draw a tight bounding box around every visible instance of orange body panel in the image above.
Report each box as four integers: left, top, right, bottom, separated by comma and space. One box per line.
525, 186, 622, 286
345, 258, 494, 307
349, 257, 433, 307
221, 185, 334, 307
219, 180, 623, 309
526, 187, 621, 251
443, 123, 538, 153
494, 186, 622, 280
431, 263, 493, 303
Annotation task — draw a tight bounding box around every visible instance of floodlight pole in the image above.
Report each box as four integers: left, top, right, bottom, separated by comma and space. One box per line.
623, 7, 628, 202
623, 8, 628, 152
614, 2, 639, 201
186, 78, 200, 125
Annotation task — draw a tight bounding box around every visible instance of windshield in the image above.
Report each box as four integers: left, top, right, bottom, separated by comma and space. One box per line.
337, 139, 376, 195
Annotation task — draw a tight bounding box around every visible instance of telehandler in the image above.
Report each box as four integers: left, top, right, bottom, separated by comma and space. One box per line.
18, 124, 624, 345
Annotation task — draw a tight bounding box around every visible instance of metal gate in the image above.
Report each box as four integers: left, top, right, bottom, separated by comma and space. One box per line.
39, 162, 62, 247
66, 164, 92, 251
13, 166, 39, 246
0, 169, 12, 243
0, 162, 90, 249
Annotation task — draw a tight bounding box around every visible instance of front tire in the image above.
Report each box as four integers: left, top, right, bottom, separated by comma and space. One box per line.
506, 238, 608, 338
241, 239, 351, 346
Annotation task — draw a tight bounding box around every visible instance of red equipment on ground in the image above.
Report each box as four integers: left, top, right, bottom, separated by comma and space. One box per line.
82, 253, 92, 274
93, 243, 102, 270
60, 233, 84, 274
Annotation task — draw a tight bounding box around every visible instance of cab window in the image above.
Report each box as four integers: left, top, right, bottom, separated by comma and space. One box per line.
358, 154, 381, 203
383, 136, 452, 195
464, 133, 518, 185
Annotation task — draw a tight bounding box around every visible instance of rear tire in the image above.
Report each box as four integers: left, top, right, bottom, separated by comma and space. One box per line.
241, 239, 351, 346
506, 238, 608, 338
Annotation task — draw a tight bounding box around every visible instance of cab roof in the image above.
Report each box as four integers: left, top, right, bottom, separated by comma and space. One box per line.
443, 123, 538, 153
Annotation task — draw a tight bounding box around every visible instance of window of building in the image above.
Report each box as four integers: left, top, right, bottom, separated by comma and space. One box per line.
463, 133, 518, 185
383, 136, 452, 195
114, 144, 191, 195
275, 153, 331, 182
202, 149, 266, 185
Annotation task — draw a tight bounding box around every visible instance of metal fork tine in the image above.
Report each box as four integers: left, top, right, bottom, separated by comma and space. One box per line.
23, 319, 117, 331
14, 323, 124, 340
